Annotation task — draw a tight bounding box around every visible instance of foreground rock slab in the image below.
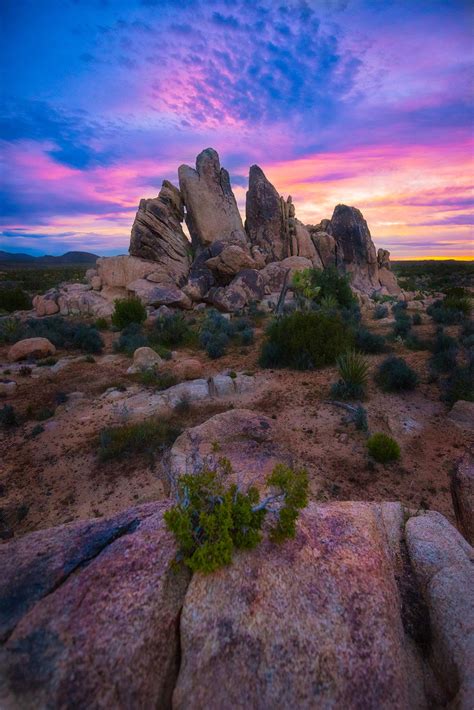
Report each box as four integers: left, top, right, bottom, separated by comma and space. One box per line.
8, 337, 56, 362
0, 502, 190, 709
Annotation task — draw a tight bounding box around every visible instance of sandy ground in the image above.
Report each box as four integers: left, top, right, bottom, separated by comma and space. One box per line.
1, 316, 471, 538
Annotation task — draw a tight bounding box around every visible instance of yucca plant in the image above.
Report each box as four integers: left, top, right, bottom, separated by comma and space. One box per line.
331, 349, 369, 400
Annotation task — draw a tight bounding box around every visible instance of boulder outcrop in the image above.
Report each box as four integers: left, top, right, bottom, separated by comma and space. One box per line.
129, 180, 191, 286
330, 204, 379, 292
8, 337, 56, 362
178, 148, 246, 250
450, 452, 474, 544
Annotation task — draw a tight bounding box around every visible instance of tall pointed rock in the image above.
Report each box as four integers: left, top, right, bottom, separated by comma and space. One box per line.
178, 148, 246, 251
330, 205, 380, 292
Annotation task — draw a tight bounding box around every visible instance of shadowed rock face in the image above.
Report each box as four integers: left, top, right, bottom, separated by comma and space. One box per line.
129, 180, 191, 286
330, 204, 380, 291
178, 148, 246, 250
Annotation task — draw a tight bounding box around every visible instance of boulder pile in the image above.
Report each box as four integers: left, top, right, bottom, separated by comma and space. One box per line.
32, 148, 402, 318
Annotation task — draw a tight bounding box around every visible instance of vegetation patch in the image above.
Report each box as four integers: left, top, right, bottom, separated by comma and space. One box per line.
98, 418, 180, 462
0, 404, 18, 428
376, 356, 418, 392
367, 433, 401, 463
260, 310, 353, 370
0, 316, 103, 353
165, 459, 308, 573
199, 310, 254, 359
111, 297, 147, 330
0, 287, 32, 313
331, 350, 369, 400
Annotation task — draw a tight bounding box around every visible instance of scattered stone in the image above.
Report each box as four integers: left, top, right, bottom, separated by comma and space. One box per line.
448, 400, 474, 431
205, 244, 256, 282
127, 347, 163, 375
173, 358, 202, 381
8, 338, 56, 362
127, 280, 192, 309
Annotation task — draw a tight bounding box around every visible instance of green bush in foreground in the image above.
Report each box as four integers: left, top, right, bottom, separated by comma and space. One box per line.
112, 297, 146, 330
367, 433, 401, 463
98, 419, 180, 462
260, 310, 353, 370
376, 356, 418, 392
165, 460, 308, 573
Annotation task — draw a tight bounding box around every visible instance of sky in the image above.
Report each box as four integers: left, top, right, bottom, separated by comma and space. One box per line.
0, 0, 473, 259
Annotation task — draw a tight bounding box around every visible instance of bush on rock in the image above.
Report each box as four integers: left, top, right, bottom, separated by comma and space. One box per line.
112, 297, 146, 330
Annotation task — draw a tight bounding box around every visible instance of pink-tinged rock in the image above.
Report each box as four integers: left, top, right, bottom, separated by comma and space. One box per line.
448, 400, 474, 431
0, 379, 17, 397
173, 501, 416, 709
96, 255, 158, 288
173, 357, 202, 381
8, 337, 56, 362
406, 511, 474, 709
0, 502, 190, 709
32, 291, 60, 316
450, 452, 474, 544
127, 279, 192, 309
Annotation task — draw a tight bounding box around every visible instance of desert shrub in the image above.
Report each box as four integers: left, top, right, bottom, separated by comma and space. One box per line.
151, 313, 194, 348
35, 406, 55, 421
393, 314, 412, 338
260, 311, 353, 370
199, 310, 245, 359
113, 323, 148, 356
18, 365, 32, 377
111, 297, 146, 330
367, 433, 400, 463
98, 418, 180, 462
444, 288, 472, 315
354, 405, 369, 432
355, 327, 387, 354
376, 356, 418, 391
427, 292, 471, 324
7, 316, 103, 353
440, 359, 474, 404
429, 330, 458, 373
174, 395, 191, 416
292, 267, 355, 310
136, 370, 177, 391
54, 391, 68, 405
331, 350, 369, 400
165, 460, 308, 573
392, 301, 408, 315
70, 324, 104, 354
405, 335, 430, 351
95, 317, 109, 331
0, 287, 32, 313
84, 354, 96, 363
412, 312, 422, 325
0, 404, 18, 428
374, 304, 389, 319
37, 356, 58, 367
0, 317, 23, 344
340, 302, 362, 326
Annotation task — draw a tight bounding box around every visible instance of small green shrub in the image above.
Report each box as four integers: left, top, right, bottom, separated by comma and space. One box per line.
260, 310, 353, 370
199, 310, 244, 359
376, 356, 418, 391
355, 328, 387, 354
136, 370, 178, 391
374, 304, 389, 319
405, 335, 430, 351
95, 317, 109, 331
111, 297, 146, 330
427, 292, 471, 324
354, 405, 369, 432
440, 359, 474, 404
36, 356, 58, 367
393, 314, 412, 338
0, 318, 23, 344
4, 316, 103, 353
0, 287, 32, 313
367, 433, 400, 463
164, 460, 308, 573
412, 312, 422, 326
113, 323, 148, 356
0, 404, 18, 428
151, 313, 194, 347
98, 418, 180, 462
331, 350, 369, 400
36, 407, 55, 421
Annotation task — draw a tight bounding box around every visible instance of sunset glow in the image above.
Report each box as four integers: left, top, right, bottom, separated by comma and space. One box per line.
1, 0, 473, 258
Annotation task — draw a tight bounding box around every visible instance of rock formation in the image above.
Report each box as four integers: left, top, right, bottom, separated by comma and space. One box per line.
245, 165, 322, 268
178, 148, 246, 250
31, 148, 403, 319
129, 180, 191, 286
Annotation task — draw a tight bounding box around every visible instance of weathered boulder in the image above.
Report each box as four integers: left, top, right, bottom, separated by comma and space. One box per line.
32, 290, 60, 316
96, 255, 158, 289
8, 337, 56, 362
126, 346, 163, 375
309, 229, 337, 268
129, 180, 191, 286
57, 289, 114, 318
127, 280, 192, 309
406, 511, 474, 708
173, 502, 422, 709
448, 400, 474, 431
173, 358, 202, 381
291, 220, 323, 267
205, 244, 256, 283
260, 256, 312, 293
168, 408, 288, 492
377, 248, 391, 269
0, 502, 190, 709
207, 268, 265, 312
178, 148, 246, 250
330, 204, 380, 292
450, 452, 474, 544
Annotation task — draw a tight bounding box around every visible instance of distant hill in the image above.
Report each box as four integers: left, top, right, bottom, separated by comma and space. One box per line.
0, 250, 99, 266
